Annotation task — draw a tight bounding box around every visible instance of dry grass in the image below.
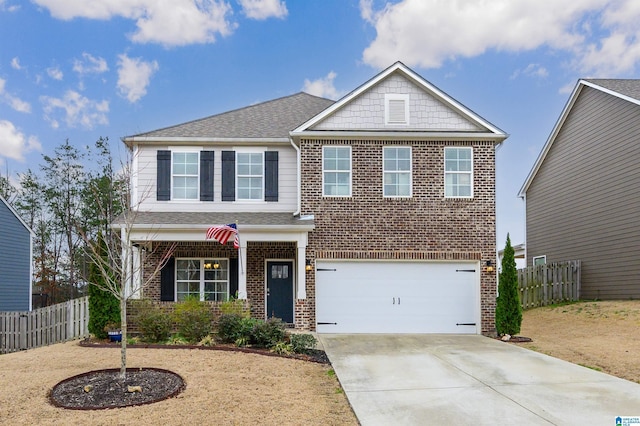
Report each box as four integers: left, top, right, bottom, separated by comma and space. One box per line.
519, 300, 640, 383
0, 343, 357, 425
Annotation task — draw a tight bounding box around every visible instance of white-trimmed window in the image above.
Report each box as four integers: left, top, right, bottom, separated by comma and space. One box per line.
533, 255, 546, 266
444, 147, 473, 198
385, 94, 410, 125
237, 152, 263, 200
323, 146, 351, 196
383, 146, 412, 197
172, 152, 199, 200
176, 258, 229, 301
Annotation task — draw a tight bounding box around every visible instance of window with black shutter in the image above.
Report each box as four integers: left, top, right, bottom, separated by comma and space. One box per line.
200, 151, 214, 201
157, 150, 171, 201
264, 151, 279, 202
221, 151, 236, 201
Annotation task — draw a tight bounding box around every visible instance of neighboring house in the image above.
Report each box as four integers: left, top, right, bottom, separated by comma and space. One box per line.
120, 62, 507, 335
0, 196, 34, 311
519, 79, 640, 300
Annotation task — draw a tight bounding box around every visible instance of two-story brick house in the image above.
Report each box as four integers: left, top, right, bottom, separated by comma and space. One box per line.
121, 62, 507, 335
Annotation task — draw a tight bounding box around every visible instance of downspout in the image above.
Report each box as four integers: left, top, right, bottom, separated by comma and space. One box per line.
290, 137, 301, 216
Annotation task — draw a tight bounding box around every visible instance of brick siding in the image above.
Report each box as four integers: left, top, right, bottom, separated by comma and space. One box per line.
300, 139, 497, 334
141, 241, 296, 323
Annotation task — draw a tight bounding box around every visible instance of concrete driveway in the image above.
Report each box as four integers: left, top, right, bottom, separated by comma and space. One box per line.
319, 334, 640, 425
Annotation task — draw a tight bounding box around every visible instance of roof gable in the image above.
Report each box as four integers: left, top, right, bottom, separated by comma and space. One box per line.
292, 61, 507, 140
519, 78, 640, 197
124, 92, 334, 144
0, 195, 34, 236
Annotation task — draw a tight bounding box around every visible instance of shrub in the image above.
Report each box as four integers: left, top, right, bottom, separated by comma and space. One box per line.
87, 235, 120, 339
136, 300, 172, 343
219, 296, 249, 318
217, 314, 257, 344
289, 333, 317, 354
199, 335, 215, 347
251, 317, 286, 348
272, 341, 293, 355
173, 297, 213, 343
496, 234, 523, 336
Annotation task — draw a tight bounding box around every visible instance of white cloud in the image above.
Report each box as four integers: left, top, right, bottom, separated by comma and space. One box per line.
1, 1, 20, 12
47, 66, 64, 80
10, 57, 21, 70
0, 120, 41, 162
116, 54, 159, 103
73, 52, 108, 75
238, 0, 287, 20
302, 71, 342, 100
361, 0, 640, 77
510, 63, 549, 80
0, 77, 31, 113
41, 90, 109, 129
34, 0, 236, 47
359, 0, 374, 24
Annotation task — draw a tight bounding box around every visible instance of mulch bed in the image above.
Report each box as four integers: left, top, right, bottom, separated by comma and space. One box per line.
79, 337, 331, 364
49, 368, 185, 410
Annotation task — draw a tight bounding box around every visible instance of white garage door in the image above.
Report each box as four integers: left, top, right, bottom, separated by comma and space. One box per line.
316, 260, 479, 334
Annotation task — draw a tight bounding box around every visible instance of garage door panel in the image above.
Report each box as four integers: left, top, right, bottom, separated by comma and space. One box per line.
316, 261, 479, 334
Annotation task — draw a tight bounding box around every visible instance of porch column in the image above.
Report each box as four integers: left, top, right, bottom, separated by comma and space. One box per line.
131, 245, 141, 299
296, 238, 307, 299
238, 241, 248, 299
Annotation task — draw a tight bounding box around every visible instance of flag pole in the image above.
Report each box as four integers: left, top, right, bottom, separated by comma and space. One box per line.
236, 220, 244, 275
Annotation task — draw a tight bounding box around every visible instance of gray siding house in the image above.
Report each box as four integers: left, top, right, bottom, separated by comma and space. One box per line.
0, 196, 33, 311
519, 79, 640, 300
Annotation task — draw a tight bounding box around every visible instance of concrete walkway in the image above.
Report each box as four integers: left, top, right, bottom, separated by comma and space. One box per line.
319, 334, 640, 425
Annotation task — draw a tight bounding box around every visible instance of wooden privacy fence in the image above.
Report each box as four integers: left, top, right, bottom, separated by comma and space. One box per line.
0, 296, 89, 354
517, 261, 581, 309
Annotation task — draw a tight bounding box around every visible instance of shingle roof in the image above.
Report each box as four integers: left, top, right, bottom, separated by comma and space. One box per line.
126, 92, 334, 140
119, 211, 314, 228
584, 79, 640, 102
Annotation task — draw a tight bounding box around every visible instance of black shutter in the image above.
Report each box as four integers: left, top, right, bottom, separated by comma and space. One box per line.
229, 258, 238, 298
200, 151, 214, 201
157, 150, 171, 201
221, 151, 235, 201
160, 257, 175, 301
264, 151, 278, 202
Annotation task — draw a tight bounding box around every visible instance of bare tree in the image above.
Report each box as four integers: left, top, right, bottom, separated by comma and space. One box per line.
80, 154, 175, 380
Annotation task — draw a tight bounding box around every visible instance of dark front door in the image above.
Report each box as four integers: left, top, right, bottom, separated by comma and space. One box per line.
266, 261, 294, 323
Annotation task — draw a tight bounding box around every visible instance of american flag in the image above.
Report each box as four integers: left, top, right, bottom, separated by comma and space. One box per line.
206, 223, 239, 249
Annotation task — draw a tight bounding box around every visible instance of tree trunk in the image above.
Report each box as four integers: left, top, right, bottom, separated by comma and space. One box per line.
120, 297, 127, 381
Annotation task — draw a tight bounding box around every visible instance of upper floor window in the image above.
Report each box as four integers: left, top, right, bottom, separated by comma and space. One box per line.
172, 152, 199, 200
175, 258, 229, 302
323, 146, 351, 196
383, 146, 412, 197
385, 94, 410, 125
236, 152, 263, 200
444, 147, 473, 198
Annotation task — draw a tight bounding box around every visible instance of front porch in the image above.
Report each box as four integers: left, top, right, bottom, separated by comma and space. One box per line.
123, 212, 315, 329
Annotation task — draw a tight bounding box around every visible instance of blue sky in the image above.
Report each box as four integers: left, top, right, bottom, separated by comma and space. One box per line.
2, 0, 640, 247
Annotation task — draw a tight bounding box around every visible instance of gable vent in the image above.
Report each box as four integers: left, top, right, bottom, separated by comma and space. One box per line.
385, 94, 409, 125
388, 100, 406, 122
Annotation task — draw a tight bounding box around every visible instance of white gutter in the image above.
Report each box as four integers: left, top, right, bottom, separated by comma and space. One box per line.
290, 130, 508, 143
290, 137, 301, 216
122, 137, 290, 148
